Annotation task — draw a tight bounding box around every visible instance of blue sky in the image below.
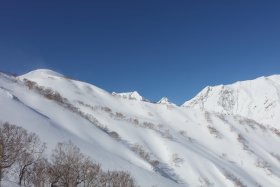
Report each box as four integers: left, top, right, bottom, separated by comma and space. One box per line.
1, 1, 280, 104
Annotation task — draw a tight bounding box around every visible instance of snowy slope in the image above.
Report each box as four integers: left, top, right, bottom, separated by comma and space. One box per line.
0, 69, 280, 187
183, 75, 280, 130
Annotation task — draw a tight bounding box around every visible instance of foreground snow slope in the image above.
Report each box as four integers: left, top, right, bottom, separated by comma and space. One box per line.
0, 69, 279, 187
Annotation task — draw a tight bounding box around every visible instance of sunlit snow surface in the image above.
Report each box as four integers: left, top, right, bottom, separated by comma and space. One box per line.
0, 69, 279, 187
183, 75, 280, 129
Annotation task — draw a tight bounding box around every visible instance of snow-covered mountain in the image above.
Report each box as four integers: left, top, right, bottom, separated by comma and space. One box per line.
0, 69, 280, 187
157, 97, 176, 106
183, 75, 280, 130
112, 91, 148, 102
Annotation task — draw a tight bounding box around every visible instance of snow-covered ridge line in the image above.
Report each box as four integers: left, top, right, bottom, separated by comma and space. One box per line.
0, 69, 279, 186
112, 91, 150, 102
157, 97, 176, 106
19, 69, 280, 129
19, 69, 65, 78
182, 74, 280, 129
183, 74, 280, 106
19, 69, 167, 104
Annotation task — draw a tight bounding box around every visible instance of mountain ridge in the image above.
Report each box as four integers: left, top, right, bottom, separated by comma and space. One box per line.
0, 69, 279, 186
183, 74, 280, 129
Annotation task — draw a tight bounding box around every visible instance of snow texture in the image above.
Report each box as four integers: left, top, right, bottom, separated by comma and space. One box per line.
0, 69, 279, 187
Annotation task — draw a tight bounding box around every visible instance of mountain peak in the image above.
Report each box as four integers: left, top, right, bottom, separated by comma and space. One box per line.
112, 91, 148, 101
130, 91, 142, 99
183, 75, 280, 128
19, 69, 64, 79
157, 97, 175, 105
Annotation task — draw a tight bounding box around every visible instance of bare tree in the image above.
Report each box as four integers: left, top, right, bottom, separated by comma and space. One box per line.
0, 122, 47, 186
0, 122, 28, 182
49, 141, 85, 187
48, 141, 137, 187
15, 132, 46, 186
99, 170, 137, 187
0, 123, 138, 187
23, 158, 50, 187
80, 157, 100, 187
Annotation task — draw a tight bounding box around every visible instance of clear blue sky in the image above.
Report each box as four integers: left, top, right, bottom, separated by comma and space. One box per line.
1, 1, 280, 104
